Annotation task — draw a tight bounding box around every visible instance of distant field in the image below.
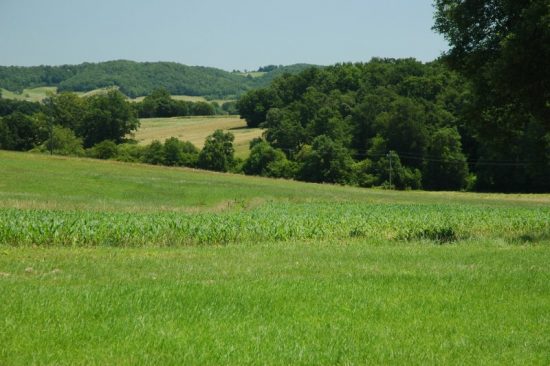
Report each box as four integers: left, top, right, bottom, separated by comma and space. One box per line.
130, 94, 232, 105
134, 115, 262, 158
235, 71, 266, 78
0, 87, 57, 102
0, 86, 119, 101
0, 151, 549, 364
1, 87, 232, 105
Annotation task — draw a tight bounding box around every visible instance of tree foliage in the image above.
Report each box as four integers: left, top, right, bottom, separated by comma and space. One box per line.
433, 0, 550, 191
33, 125, 84, 156
240, 59, 474, 190
79, 90, 139, 148
135, 88, 217, 118
197, 130, 235, 172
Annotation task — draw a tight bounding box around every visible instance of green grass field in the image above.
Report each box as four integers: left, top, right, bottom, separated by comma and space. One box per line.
1, 151, 549, 364
135, 116, 262, 158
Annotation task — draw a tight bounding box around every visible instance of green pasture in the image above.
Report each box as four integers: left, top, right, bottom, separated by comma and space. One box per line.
1, 241, 549, 365
0, 151, 549, 364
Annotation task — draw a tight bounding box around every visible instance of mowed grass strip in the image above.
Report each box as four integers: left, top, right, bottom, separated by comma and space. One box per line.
133, 115, 262, 158
2, 151, 549, 212
0, 241, 549, 364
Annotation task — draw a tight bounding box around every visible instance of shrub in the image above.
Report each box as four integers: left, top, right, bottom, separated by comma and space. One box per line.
88, 140, 118, 160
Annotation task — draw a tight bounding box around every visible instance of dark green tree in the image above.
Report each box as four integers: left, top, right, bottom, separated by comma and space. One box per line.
263, 108, 306, 153
376, 97, 428, 168
43, 92, 86, 131
190, 101, 215, 116
297, 135, 354, 184
242, 139, 289, 177
79, 90, 139, 148
163, 137, 199, 167
142, 140, 165, 165
89, 140, 118, 160
197, 130, 235, 172
422, 127, 468, 191
163, 137, 184, 166
237, 88, 280, 127
0, 112, 43, 151
433, 0, 550, 191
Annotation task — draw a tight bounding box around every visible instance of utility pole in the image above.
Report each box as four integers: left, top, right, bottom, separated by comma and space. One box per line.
48, 117, 53, 155
387, 151, 392, 189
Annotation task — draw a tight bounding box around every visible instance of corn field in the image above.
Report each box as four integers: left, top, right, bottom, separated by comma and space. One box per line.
1, 202, 548, 246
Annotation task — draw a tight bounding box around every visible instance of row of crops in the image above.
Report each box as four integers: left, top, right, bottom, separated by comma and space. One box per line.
1, 202, 549, 246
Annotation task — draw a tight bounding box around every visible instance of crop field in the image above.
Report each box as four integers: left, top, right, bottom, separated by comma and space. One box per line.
134, 115, 263, 158
1, 151, 549, 364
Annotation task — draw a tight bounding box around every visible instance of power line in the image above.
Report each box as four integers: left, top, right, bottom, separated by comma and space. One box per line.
274, 146, 545, 167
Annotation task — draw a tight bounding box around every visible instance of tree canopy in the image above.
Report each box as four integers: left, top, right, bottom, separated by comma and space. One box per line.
238, 58, 473, 190
434, 0, 550, 192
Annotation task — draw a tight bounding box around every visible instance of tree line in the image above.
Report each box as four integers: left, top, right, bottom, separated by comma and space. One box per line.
134, 88, 237, 118
0, 88, 237, 156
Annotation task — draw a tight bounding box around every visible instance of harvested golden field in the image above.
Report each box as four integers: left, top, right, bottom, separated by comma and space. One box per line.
133, 115, 263, 158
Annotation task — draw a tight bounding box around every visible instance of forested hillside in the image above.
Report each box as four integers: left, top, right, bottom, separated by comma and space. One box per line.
238, 59, 475, 190
238, 56, 549, 192
0, 60, 314, 98
235, 1, 550, 193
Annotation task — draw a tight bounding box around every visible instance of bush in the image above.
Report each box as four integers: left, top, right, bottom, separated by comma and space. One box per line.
142, 140, 164, 165
243, 140, 286, 176
88, 140, 118, 160
115, 143, 145, 163
163, 137, 199, 167
33, 125, 84, 156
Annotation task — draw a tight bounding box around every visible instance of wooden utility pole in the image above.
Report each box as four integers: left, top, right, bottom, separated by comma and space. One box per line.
387, 152, 392, 189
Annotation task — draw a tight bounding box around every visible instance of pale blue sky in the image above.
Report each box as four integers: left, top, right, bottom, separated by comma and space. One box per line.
0, 0, 447, 70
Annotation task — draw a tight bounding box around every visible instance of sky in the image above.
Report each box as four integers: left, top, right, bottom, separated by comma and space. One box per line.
0, 0, 448, 71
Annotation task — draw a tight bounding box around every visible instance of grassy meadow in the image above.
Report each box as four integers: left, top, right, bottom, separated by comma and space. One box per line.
1, 150, 549, 364
134, 115, 263, 158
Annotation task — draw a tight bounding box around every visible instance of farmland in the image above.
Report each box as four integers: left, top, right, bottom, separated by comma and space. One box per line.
1, 151, 549, 364
134, 115, 263, 158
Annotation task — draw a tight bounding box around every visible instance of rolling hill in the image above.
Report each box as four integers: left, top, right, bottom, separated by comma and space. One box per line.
0, 60, 316, 99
